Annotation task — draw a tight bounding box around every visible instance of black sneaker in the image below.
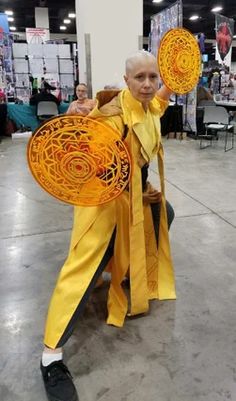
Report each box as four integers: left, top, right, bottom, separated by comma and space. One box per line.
40, 360, 79, 401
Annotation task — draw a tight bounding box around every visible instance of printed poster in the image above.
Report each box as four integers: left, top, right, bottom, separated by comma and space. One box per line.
215, 14, 234, 68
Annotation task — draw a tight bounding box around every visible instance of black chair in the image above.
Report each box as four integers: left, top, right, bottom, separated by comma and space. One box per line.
199, 106, 234, 152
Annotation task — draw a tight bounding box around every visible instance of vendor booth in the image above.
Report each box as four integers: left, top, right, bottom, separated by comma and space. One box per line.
7, 102, 69, 131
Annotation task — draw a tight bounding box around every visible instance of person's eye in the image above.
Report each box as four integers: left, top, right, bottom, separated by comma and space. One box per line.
135, 75, 144, 80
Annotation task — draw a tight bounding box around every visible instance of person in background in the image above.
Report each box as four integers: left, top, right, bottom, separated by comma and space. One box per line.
40, 50, 176, 401
229, 73, 236, 99
208, 69, 221, 95
29, 82, 61, 120
66, 83, 96, 116
197, 83, 214, 106
30, 81, 60, 107
40, 77, 46, 90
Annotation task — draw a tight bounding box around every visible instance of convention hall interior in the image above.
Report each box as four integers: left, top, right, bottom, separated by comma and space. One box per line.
0, 1, 236, 401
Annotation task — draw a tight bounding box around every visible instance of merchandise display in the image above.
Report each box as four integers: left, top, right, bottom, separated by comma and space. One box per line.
12, 43, 76, 103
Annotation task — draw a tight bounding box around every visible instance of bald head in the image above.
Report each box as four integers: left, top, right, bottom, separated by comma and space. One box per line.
125, 50, 157, 75
124, 50, 159, 109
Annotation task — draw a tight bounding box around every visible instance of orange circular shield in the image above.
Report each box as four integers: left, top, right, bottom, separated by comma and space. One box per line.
27, 115, 131, 206
158, 28, 201, 94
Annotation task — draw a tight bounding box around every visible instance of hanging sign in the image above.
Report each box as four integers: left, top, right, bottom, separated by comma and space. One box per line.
26, 28, 50, 44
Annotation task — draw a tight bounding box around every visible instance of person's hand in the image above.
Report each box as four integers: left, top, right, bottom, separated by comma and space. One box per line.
143, 182, 162, 204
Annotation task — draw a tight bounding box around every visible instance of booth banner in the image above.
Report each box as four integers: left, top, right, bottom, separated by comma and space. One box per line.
0, 13, 9, 40
26, 28, 50, 44
0, 31, 14, 92
215, 14, 234, 67
185, 88, 197, 133
150, 0, 183, 57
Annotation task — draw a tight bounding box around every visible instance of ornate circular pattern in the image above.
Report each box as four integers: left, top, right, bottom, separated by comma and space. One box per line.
158, 28, 201, 94
27, 115, 131, 206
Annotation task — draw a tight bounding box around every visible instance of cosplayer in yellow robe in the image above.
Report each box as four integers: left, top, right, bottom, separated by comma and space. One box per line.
44, 88, 176, 349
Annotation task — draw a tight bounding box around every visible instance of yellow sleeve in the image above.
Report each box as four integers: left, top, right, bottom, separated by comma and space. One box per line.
154, 96, 169, 117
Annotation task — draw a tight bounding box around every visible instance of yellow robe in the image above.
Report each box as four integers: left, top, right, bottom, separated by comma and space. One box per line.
44, 88, 176, 349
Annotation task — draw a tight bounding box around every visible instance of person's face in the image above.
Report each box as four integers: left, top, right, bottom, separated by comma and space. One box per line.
76, 85, 88, 101
124, 58, 158, 108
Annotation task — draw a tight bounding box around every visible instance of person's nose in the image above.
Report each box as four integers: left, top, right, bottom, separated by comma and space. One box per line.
143, 77, 151, 88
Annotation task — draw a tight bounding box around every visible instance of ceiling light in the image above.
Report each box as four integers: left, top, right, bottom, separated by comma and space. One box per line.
5, 10, 13, 16
189, 15, 199, 21
233, 35, 236, 38
63, 19, 71, 24
60, 26, 67, 31
152, 0, 163, 3
68, 13, 76, 18
7, 17, 14, 22
211, 6, 223, 12
9, 26, 16, 31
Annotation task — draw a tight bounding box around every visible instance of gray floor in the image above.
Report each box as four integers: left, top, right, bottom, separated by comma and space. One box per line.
0, 135, 236, 401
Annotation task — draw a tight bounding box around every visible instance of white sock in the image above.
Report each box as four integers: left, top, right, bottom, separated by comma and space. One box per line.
42, 351, 63, 367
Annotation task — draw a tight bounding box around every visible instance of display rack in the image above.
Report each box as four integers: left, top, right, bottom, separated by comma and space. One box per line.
0, 33, 14, 98
12, 43, 76, 102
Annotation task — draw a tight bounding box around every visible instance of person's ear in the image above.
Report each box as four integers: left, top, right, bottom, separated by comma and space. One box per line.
124, 75, 128, 86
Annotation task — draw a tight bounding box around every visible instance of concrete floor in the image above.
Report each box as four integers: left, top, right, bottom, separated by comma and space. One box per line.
0, 135, 236, 401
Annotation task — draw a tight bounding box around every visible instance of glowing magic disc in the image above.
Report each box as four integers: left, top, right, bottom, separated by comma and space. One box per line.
158, 28, 201, 94
27, 115, 131, 206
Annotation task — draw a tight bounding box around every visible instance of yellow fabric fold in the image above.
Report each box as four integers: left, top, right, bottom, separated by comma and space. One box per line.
143, 204, 159, 299
128, 128, 149, 316
107, 192, 129, 326
157, 144, 176, 299
44, 202, 116, 348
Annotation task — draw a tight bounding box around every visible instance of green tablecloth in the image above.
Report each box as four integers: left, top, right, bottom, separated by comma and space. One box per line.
7, 102, 69, 131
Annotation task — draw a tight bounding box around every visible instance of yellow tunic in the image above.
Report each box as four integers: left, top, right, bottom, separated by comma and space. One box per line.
44, 88, 176, 349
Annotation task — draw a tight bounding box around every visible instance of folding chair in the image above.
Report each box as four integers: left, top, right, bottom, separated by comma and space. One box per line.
37, 101, 59, 121
199, 106, 234, 152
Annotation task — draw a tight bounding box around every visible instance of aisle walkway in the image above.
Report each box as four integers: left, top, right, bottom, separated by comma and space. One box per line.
0, 136, 235, 401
